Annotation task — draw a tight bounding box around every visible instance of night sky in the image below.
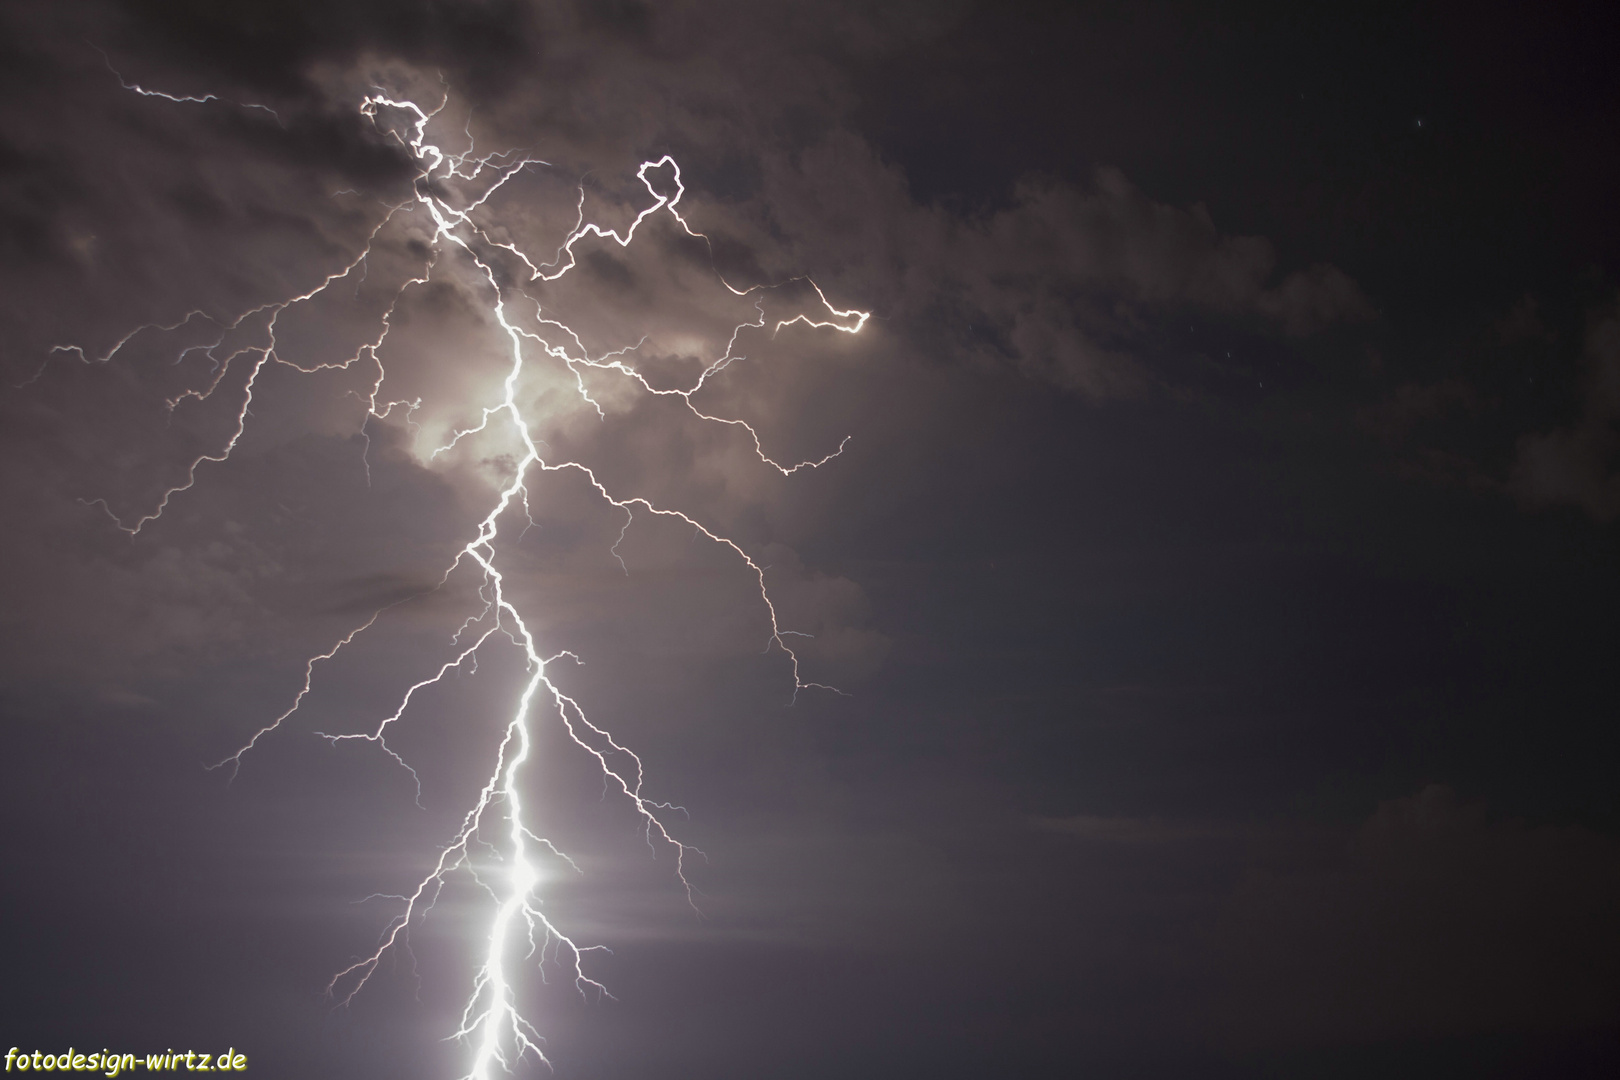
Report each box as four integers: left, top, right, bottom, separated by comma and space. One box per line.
3, 3, 1619, 1078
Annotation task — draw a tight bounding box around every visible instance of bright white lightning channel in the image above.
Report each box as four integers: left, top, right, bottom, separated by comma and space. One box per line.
51, 80, 867, 1078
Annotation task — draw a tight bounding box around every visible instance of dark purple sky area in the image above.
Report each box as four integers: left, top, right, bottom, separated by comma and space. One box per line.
3, 3, 1619, 1078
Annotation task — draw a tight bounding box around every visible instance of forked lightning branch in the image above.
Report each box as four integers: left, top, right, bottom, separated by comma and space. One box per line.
46, 76, 866, 1078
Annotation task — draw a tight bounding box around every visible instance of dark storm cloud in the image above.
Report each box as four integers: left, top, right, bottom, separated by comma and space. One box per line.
104, 0, 546, 101
6, 1, 1374, 397
1511, 295, 1620, 519
1213, 785, 1620, 1046
728, 143, 1371, 398
0, 42, 411, 375
1019, 786, 1620, 1057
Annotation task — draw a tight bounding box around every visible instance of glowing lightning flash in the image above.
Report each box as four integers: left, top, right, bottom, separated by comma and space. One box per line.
48, 78, 867, 1078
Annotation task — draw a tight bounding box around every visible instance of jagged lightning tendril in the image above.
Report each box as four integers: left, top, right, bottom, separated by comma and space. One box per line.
50, 78, 867, 1078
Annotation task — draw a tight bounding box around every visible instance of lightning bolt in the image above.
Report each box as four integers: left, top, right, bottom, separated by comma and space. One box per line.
45, 70, 867, 1077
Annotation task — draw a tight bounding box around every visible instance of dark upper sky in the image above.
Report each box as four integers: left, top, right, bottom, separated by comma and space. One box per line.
2, 2, 1618, 1078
